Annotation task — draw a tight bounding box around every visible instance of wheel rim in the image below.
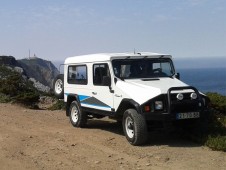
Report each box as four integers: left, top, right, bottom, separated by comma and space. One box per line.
55, 79, 63, 94
71, 106, 79, 123
125, 116, 134, 138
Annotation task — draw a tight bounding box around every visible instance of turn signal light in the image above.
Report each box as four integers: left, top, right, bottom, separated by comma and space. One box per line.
144, 105, 150, 112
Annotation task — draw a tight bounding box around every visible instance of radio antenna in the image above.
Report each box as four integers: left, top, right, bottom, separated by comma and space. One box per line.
134, 48, 136, 54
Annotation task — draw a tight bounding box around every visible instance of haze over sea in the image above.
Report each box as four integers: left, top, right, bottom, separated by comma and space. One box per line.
178, 68, 226, 96
53, 56, 226, 96
175, 57, 226, 96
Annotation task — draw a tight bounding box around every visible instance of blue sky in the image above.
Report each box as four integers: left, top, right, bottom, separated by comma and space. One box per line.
0, 0, 226, 61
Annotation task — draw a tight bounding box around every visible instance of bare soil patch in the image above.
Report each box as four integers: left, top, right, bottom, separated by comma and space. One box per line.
0, 103, 225, 170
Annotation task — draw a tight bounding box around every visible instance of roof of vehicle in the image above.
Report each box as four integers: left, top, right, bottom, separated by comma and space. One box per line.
64, 52, 172, 64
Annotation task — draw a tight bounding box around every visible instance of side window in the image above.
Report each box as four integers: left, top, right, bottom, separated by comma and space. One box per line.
93, 64, 110, 86
68, 65, 87, 84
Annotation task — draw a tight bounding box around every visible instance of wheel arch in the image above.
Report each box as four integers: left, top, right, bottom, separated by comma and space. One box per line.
116, 99, 142, 118
66, 94, 80, 116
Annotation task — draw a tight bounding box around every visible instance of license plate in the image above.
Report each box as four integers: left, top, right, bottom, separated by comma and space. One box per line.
176, 112, 200, 120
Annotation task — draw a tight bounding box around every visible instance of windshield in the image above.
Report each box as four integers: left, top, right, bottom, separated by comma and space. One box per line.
112, 58, 175, 79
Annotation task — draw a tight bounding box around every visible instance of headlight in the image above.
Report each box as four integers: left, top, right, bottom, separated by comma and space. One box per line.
155, 101, 163, 110
177, 93, 184, 100
190, 92, 197, 100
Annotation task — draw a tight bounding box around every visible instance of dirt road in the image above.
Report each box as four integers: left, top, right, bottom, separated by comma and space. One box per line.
0, 103, 225, 170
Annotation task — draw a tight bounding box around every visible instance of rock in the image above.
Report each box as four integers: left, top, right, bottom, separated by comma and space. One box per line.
57, 161, 63, 165
14, 66, 24, 74
164, 157, 170, 162
29, 78, 50, 93
154, 156, 161, 160
94, 161, 101, 164
0, 56, 19, 66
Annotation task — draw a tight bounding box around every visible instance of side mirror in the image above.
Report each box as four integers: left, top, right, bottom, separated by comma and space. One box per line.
102, 76, 111, 86
175, 73, 180, 79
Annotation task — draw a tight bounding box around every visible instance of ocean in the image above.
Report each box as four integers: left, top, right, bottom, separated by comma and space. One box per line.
178, 68, 226, 96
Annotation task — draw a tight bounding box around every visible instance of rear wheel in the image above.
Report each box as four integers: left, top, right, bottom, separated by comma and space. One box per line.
69, 101, 87, 127
123, 109, 148, 145
53, 74, 64, 99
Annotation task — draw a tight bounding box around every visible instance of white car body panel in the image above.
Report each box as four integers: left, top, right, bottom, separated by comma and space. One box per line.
114, 78, 189, 105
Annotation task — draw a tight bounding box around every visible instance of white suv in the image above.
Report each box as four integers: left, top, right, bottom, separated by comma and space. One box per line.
54, 52, 209, 145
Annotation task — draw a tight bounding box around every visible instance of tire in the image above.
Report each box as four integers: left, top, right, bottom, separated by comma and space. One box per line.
123, 109, 148, 146
69, 101, 87, 128
53, 74, 64, 99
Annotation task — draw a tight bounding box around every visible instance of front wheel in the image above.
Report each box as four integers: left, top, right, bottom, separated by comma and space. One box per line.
69, 101, 87, 128
123, 109, 148, 146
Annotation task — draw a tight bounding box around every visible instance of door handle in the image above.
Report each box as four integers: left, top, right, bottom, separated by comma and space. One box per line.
92, 92, 97, 95
115, 94, 122, 97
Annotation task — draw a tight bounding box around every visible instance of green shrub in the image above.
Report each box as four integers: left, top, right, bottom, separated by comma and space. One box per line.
0, 66, 40, 105
13, 91, 40, 105
188, 93, 226, 152
205, 135, 226, 151
206, 92, 226, 115
0, 93, 11, 103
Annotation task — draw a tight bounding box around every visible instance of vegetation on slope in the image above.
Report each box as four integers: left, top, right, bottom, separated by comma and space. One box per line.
203, 93, 226, 151
0, 66, 39, 107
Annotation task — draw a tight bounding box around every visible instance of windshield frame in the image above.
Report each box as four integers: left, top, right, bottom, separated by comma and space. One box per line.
111, 58, 175, 79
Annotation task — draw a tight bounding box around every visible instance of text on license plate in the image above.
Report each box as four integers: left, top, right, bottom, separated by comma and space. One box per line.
176, 112, 200, 120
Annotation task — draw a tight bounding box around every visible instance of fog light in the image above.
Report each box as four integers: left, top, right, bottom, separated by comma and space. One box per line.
177, 93, 184, 100
190, 92, 197, 99
155, 101, 163, 110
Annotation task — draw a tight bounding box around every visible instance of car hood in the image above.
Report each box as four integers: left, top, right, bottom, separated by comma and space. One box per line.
116, 78, 189, 104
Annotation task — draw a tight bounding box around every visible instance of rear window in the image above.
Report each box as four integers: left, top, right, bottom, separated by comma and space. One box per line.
68, 65, 87, 84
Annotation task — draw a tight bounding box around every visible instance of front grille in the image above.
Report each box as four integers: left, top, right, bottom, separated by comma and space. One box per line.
171, 100, 200, 113
167, 86, 203, 114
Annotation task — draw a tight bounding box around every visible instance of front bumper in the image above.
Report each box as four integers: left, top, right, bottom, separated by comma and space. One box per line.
141, 86, 209, 122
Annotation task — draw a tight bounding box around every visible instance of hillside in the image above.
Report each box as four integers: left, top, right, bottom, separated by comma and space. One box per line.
18, 57, 59, 87
0, 56, 59, 88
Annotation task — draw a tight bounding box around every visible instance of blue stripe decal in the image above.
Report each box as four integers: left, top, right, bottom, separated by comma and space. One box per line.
81, 102, 111, 109
78, 95, 90, 101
